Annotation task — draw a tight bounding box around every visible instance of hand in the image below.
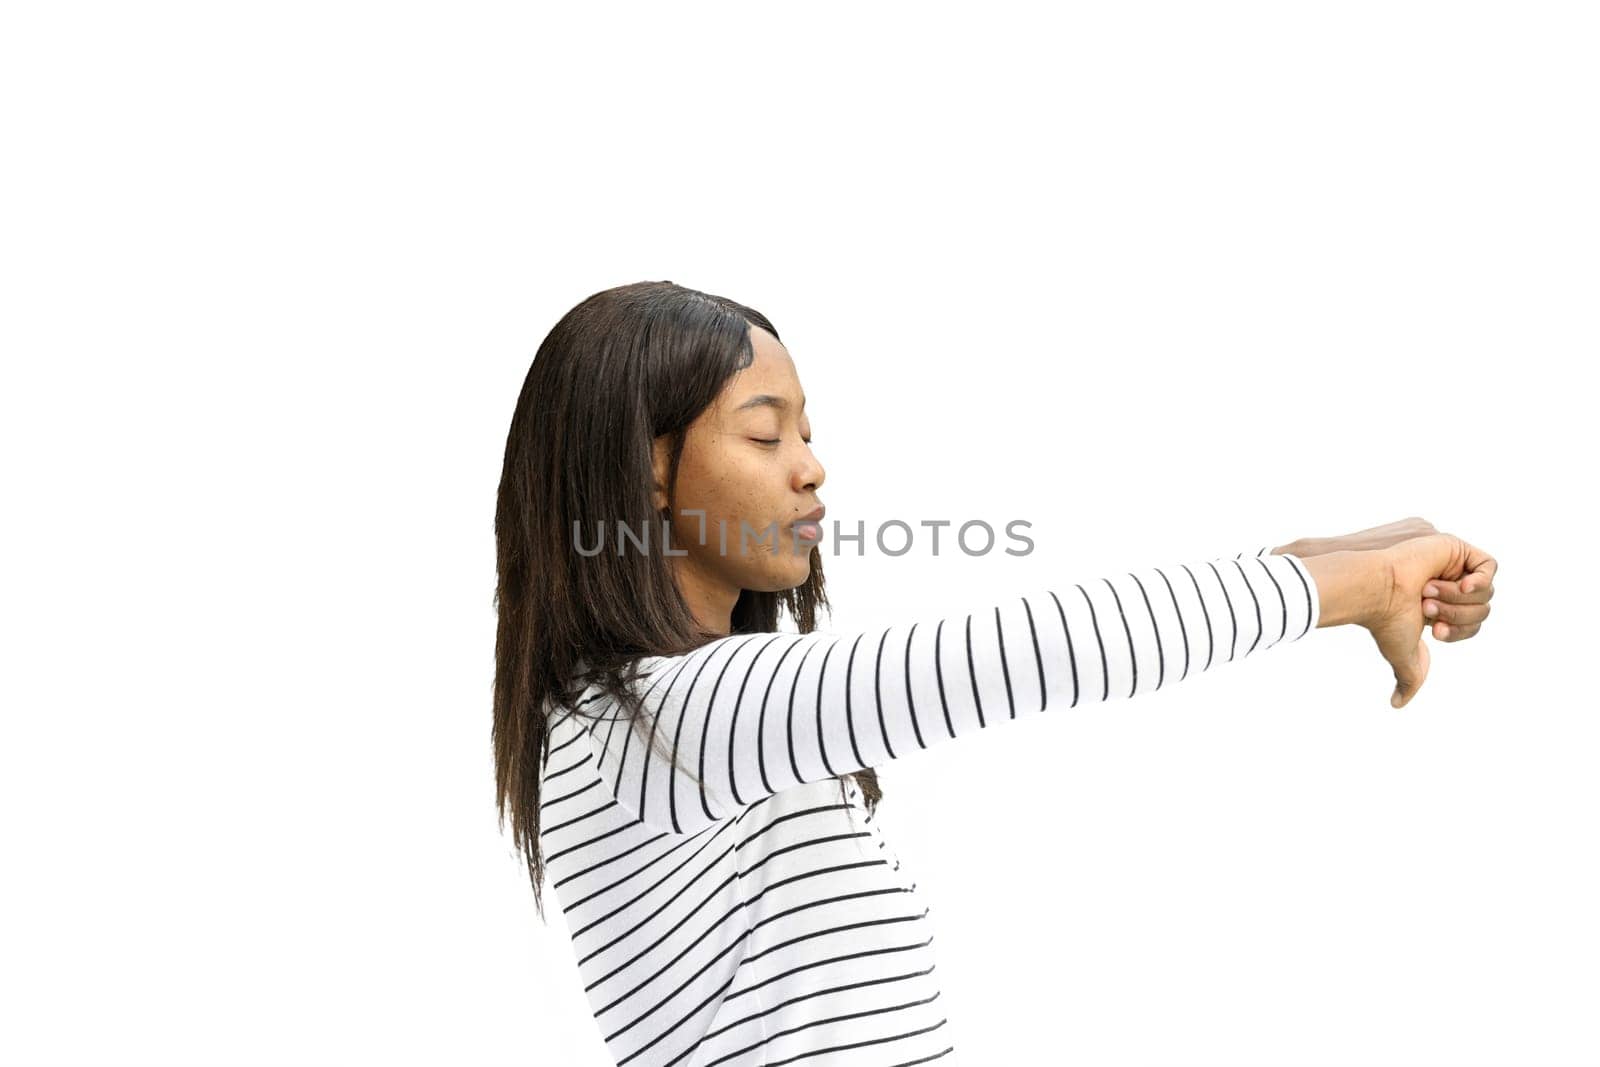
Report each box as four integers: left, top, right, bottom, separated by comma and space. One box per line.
1362, 533, 1499, 709
1294, 516, 1495, 643
1298, 516, 1438, 555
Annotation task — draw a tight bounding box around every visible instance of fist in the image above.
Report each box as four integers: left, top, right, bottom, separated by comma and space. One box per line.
1314, 517, 1493, 642
1366, 533, 1499, 708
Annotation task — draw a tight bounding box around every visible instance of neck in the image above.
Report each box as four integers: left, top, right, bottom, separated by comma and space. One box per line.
668, 557, 739, 637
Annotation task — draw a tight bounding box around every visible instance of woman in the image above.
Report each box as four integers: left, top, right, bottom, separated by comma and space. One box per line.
493, 280, 1496, 1066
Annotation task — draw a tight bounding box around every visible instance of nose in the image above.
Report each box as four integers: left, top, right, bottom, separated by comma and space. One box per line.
794, 441, 825, 493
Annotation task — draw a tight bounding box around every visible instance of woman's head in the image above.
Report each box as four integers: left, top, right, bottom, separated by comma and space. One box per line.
493, 280, 878, 914
651, 321, 827, 631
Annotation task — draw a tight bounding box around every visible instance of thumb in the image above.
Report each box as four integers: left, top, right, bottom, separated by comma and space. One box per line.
1389, 635, 1431, 709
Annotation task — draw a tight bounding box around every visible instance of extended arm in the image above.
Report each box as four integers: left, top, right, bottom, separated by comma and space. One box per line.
573, 548, 1320, 834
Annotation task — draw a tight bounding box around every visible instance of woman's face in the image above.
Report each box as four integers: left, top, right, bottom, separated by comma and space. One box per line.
653, 325, 825, 631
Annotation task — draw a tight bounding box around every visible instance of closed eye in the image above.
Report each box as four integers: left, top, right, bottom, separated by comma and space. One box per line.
751, 437, 813, 446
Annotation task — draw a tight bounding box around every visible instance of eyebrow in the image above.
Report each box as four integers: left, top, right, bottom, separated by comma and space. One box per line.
733, 393, 806, 413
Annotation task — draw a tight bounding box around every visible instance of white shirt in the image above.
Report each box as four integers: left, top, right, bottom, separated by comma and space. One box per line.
538, 546, 1320, 1065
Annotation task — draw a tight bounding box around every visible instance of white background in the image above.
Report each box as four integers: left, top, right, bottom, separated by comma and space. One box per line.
1, 3, 1593, 1065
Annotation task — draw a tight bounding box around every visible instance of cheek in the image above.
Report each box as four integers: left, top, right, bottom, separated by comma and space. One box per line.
678, 446, 772, 520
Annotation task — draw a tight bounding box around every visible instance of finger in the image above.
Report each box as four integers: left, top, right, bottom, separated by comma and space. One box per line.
1426, 573, 1493, 605
1422, 599, 1491, 627
1391, 636, 1430, 708
1458, 548, 1498, 598
1435, 621, 1481, 642
1422, 578, 1458, 601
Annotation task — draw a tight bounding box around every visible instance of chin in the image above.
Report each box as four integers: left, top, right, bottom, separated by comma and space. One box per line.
746, 557, 812, 593
783, 563, 813, 589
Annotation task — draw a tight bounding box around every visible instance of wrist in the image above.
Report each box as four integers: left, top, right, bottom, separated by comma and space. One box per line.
1299, 549, 1389, 628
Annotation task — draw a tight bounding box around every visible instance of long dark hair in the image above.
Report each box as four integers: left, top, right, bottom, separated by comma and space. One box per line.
493, 280, 882, 916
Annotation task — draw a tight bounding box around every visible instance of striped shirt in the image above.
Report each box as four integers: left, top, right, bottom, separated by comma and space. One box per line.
538, 547, 1320, 1065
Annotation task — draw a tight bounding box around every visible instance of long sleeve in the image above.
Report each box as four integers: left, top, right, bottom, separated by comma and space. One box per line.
568, 547, 1320, 835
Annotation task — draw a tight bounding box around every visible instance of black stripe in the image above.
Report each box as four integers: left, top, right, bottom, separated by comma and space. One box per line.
1231, 557, 1266, 656
873, 629, 895, 759
699, 962, 937, 1043
933, 619, 955, 739
763, 1015, 950, 1067
963, 614, 984, 729
993, 603, 1016, 718
1155, 568, 1192, 683
903, 623, 928, 749
1079, 583, 1109, 701
1204, 560, 1239, 662
1129, 571, 1165, 691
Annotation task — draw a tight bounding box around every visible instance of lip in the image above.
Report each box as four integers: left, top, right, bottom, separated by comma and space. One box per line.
795, 505, 826, 524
